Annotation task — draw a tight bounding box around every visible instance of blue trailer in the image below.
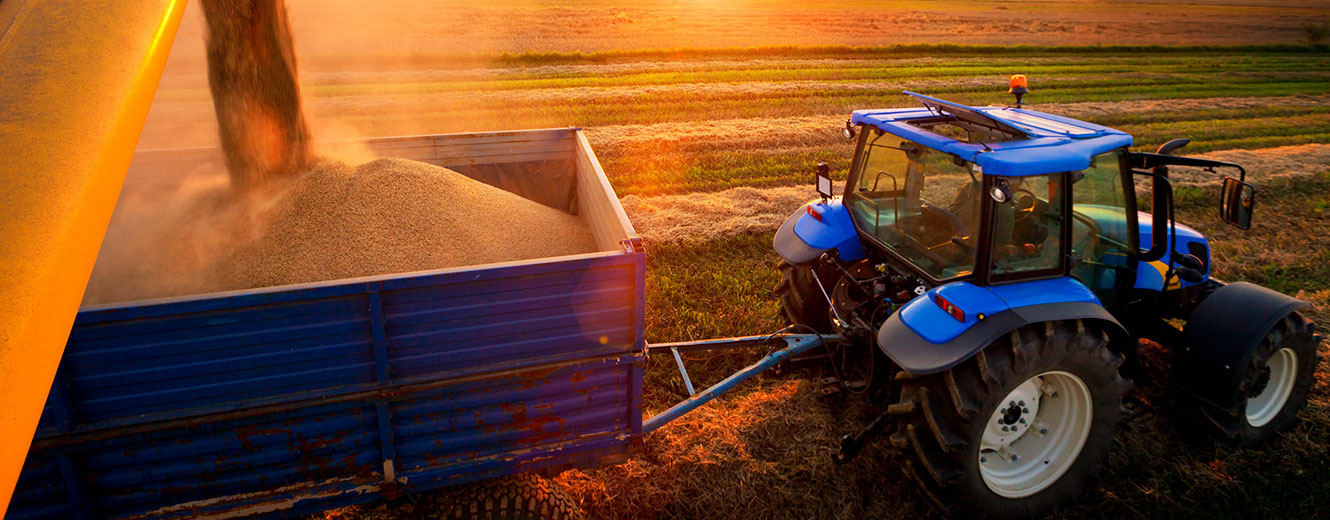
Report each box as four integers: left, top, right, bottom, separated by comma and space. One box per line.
8, 128, 657, 519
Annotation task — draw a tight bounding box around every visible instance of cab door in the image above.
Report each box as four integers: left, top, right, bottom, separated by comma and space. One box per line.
1070, 148, 1140, 311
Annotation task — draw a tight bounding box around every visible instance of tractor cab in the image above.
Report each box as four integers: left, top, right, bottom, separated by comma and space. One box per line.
839, 92, 1137, 302
800, 92, 1253, 314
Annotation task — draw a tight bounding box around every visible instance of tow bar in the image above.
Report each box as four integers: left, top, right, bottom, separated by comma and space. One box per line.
643, 333, 838, 433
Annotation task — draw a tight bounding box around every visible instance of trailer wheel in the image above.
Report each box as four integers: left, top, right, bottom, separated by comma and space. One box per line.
886, 320, 1130, 519
774, 259, 831, 331
1193, 312, 1317, 447
436, 473, 584, 520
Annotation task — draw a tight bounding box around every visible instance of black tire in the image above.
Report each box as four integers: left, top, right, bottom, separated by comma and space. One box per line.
436, 473, 583, 520
886, 320, 1131, 519
774, 259, 831, 332
1194, 311, 1318, 447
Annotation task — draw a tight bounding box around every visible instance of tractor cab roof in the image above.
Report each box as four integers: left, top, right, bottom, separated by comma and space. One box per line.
850, 92, 1132, 177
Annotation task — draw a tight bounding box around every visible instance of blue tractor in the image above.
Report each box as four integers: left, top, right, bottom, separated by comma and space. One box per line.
773, 87, 1320, 518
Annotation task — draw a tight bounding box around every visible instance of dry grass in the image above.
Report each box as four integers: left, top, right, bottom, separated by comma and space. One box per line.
1182, 143, 1330, 185
554, 378, 924, 520
621, 186, 816, 244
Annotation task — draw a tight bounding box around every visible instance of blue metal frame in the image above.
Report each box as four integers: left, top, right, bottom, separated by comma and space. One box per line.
643, 334, 834, 434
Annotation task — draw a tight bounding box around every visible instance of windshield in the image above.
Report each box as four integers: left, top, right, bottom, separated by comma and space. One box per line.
846, 135, 981, 279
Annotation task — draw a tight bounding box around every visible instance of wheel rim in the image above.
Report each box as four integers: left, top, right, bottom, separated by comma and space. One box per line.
1246, 347, 1298, 428
978, 371, 1093, 498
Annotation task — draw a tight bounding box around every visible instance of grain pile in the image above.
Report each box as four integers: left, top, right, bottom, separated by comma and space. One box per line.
83, 159, 598, 304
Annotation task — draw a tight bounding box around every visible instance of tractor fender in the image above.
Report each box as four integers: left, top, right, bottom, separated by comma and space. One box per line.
877, 278, 1129, 375
772, 198, 865, 265
1174, 281, 1311, 408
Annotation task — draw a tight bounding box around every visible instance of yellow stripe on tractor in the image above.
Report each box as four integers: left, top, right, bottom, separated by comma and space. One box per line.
1146, 260, 1183, 291
0, 0, 186, 514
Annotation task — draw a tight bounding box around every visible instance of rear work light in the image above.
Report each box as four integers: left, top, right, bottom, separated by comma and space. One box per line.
934, 294, 965, 322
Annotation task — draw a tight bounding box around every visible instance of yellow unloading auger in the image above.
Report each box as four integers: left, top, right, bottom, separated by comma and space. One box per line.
0, 0, 186, 515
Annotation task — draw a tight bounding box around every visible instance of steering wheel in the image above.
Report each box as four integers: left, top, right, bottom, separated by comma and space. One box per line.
1012, 188, 1039, 223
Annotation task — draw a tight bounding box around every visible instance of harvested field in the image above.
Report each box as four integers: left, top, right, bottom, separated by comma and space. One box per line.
84, 158, 596, 304
621, 186, 815, 244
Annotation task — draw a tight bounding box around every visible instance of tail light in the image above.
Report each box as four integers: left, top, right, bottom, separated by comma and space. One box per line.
805, 205, 823, 221
934, 294, 965, 322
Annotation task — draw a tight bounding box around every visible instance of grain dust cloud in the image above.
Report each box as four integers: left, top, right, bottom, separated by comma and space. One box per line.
83, 1, 597, 305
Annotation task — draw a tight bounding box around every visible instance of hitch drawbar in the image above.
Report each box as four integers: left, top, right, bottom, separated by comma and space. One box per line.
643, 333, 837, 434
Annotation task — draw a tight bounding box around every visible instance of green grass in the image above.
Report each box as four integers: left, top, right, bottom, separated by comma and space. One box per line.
642, 233, 786, 406
1184, 171, 1330, 297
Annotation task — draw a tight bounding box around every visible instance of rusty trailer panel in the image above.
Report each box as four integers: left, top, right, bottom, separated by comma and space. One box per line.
7, 129, 645, 519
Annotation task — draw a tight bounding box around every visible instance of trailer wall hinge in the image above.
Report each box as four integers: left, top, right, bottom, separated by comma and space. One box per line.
621, 237, 645, 254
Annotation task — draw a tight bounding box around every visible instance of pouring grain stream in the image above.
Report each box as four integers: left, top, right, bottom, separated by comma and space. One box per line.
200, 0, 312, 190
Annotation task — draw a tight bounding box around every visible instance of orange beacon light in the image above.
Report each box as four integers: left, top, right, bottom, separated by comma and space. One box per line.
1009, 74, 1029, 107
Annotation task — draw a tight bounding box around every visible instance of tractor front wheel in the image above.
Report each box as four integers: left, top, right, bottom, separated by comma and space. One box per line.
1193, 311, 1318, 447
887, 320, 1131, 519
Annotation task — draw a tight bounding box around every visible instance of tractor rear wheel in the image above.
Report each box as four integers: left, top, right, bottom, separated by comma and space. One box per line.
1192, 311, 1317, 447
886, 320, 1130, 519
774, 259, 831, 332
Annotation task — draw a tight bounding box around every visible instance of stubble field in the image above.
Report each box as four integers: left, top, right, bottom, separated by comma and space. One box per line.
129, 1, 1330, 518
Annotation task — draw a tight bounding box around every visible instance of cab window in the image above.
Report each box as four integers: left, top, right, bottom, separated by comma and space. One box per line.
846, 136, 982, 280
1071, 150, 1135, 295
990, 173, 1064, 280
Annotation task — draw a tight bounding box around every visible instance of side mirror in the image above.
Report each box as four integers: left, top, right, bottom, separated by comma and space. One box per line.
1220, 177, 1255, 230
816, 162, 833, 200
